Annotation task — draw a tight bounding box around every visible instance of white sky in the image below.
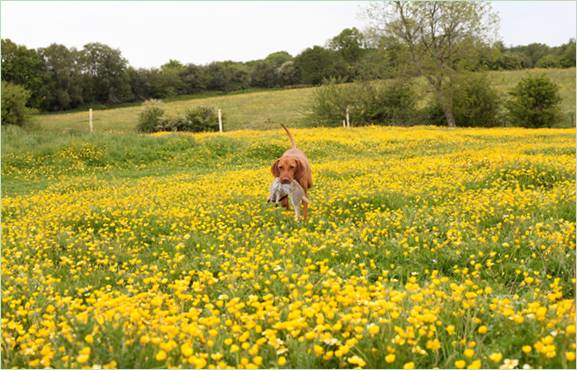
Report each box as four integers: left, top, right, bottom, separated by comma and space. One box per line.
1, 1, 575, 68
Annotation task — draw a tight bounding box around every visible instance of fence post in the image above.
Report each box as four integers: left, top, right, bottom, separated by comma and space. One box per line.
345, 107, 350, 128
218, 108, 223, 132
342, 119, 346, 128
89, 108, 93, 133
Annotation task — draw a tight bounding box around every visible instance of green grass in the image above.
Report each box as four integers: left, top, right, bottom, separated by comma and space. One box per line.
32, 68, 576, 133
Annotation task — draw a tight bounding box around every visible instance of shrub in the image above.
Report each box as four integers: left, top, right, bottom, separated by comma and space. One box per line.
309, 79, 417, 126
178, 106, 220, 132
506, 75, 561, 128
1, 82, 31, 126
424, 73, 501, 127
138, 103, 220, 133
136, 100, 165, 133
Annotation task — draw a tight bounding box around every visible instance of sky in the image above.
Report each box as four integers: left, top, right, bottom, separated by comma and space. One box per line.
1, 1, 575, 68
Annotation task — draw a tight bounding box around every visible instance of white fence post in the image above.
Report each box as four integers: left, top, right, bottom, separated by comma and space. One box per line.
345, 107, 350, 128
89, 108, 93, 133
218, 108, 223, 132
342, 119, 346, 128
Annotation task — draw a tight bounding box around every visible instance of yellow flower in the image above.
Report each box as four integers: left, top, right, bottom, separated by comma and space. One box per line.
85, 334, 94, 344
467, 359, 481, 369
348, 355, 366, 368
77, 354, 90, 364
155, 350, 167, 361
403, 361, 415, 369
367, 324, 380, 336
566, 352, 576, 361
477, 326, 488, 334
426, 339, 441, 351
446, 325, 456, 335
522, 345, 532, 353
385, 354, 396, 363
464, 349, 475, 358
489, 353, 502, 363
181, 343, 193, 357
455, 360, 466, 369
314, 345, 324, 356
278, 356, 287, 366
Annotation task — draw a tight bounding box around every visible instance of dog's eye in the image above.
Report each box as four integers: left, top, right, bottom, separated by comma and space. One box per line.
290, 165, 296, 169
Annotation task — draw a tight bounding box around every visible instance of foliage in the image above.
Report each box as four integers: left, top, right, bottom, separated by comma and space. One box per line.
136, 100, 166, 133
33, 68, 577, 131
137, 101, 220, 133
163, 106, 220, 133
1, 82, 31, 126
310, 78, 417, 126
506, 75, 562, 128
293, 46, 349, 84
425, 73, 501, 127
1, 30, 574, 114
367, 1, 499, 126
39, 43, 84, 110
1, 38, 49, 108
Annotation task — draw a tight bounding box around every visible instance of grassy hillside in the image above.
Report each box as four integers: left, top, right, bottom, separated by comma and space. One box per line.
2, 127, 575, 368
33, 68, 576, 132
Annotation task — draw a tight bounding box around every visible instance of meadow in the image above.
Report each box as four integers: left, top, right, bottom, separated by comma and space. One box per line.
2, 125, 575, 369
33, 68, 576, 132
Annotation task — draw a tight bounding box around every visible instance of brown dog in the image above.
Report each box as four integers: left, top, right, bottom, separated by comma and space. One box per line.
271, 125, 313, 219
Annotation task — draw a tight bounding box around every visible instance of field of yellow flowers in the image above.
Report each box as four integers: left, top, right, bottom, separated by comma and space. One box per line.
2, 126, 576, 369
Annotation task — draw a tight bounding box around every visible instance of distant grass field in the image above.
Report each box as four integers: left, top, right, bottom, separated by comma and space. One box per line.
2, 126, 575, 369
33, 68, 576, 132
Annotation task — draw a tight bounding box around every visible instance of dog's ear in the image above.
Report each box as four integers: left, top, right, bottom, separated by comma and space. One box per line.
295, 159, 305, 180
271, 159, 280, 177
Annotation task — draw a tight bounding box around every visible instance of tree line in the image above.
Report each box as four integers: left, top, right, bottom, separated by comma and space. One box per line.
1, 27, 575, 113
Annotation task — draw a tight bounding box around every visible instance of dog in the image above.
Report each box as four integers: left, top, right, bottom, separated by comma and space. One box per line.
271, 124, 312, 219
267, 178, 309, 220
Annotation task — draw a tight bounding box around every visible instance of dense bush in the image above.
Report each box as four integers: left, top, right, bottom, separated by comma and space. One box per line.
506, 75, 561, 128
310, 79, 417, 126
1, 82, 31, 126
137, 102, 220, 133
424, 73, 501, 127
136, 100, 165, 133
165, 106, 220, 132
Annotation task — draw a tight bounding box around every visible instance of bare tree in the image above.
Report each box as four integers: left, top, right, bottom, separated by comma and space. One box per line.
366, 1, 499, 127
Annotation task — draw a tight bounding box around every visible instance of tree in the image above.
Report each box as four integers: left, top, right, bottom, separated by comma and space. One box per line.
559, 39, 576, 68
250, 61, 278, 88
506, 75, 561, 128
294, 46, 347, 84
205, 62, 250, 92
180, 64, 207, 94
277, 61, 300, 86
367, 1, 498, 127
328, 27, 367, 63
39, 43, 84, 110
1, 38, 49, 108
158, 59, 187, 97
1, 82, 31, 126
264, 51, 292, 67
536, 55, 562, 68
80, 42, 132, 104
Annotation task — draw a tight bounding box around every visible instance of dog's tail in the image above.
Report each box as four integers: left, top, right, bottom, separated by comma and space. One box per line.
281, 124, 296, 149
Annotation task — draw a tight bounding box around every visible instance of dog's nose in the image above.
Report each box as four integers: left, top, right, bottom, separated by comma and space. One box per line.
280, 178, 291, 184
